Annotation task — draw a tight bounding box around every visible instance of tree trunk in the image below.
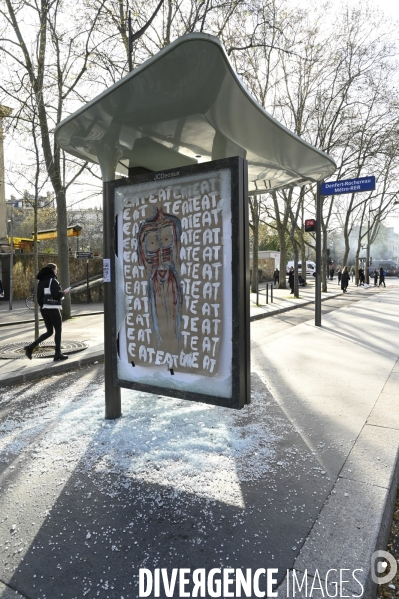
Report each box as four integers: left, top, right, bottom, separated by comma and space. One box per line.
290, 223, 299, 298
342, 223, 351, 267
252, 229, 259, 296
56, 188, 71, 319
165, 0, 173, 46
300, 197, 306, 285
355, 251, 360, 286
322, 223, 328, 293
272, 192, 288, 289
33, 195, 39, 339
250, 196, 259, 294
366, 226, 370, 284
293, 239, 299, 298
300, 238, 307, 286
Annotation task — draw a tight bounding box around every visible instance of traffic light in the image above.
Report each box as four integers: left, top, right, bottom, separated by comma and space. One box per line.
305, 219, 316, 232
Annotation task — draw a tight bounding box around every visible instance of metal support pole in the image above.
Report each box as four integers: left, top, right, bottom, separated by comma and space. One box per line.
266, 283, 268, 304
103, 181, 121, 419
256, 285, 259, 306
271, 283, 273, 303
86, 260, 90, 304
315, 181, 322, 327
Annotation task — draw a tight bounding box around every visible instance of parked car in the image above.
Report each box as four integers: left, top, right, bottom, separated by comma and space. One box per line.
286, 261, 316, 276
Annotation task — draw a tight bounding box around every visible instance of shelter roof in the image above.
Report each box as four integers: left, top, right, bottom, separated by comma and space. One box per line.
55, 33, 336, 191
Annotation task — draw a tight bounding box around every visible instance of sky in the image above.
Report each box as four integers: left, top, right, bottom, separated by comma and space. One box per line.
3, 0, 399, 228
371, 0, 399, 20
371, 0, 399, 231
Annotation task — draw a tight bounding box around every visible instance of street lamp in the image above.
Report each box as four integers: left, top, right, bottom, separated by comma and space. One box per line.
7, 216, 13, 310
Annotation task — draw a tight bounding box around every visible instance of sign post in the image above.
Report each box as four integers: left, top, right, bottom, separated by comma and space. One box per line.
316, 175, 376, 324
315, 182, 322, 327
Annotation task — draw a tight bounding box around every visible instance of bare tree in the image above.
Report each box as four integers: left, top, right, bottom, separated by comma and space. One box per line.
6, 103, 50, 338
0, 0, 108, 317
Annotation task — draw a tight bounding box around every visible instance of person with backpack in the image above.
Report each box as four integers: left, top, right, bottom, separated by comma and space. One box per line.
24, 263, 70, 361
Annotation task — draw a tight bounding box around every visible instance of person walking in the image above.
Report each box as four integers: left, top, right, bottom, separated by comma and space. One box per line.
341, 266, 350, 293
329, 267, 335, 281
379, 266, 386, 288
273, 268, 280, 286
373, 269, 379, 286
288, 266, 294, 294
24, 263, 70, 361
358, 268, 365, 286
337, 269, 342, 285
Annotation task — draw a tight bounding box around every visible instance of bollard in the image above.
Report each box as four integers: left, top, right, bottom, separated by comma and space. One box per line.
266, 283, 269, 304
257, 286, 259, 306
271, 283, 273, 303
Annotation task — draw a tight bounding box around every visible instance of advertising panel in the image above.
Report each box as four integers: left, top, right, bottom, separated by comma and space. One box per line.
107, 157, 250, 409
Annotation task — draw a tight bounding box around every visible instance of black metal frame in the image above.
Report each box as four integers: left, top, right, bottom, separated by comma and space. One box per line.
104, 156, 250, 409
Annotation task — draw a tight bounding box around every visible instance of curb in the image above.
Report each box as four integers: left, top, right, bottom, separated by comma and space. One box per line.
0, 349, 104, 388
250, 292, 342, 322
276, 357, 399, 599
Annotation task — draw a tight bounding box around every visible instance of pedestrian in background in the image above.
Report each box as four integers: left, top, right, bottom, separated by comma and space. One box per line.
0, 278, 3, 299
273, 268, 280, 286
329, 267, 335, 281
358, 268, 365, 286
337, 270, 342, 285
373, 269, 379, 286
24, 263, 70, 361
288, 266, 294, 294
379, 266, 386, 288
341, 266, 350, 293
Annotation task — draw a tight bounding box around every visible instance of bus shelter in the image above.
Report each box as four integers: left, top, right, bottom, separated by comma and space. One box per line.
55, 33, 336, 417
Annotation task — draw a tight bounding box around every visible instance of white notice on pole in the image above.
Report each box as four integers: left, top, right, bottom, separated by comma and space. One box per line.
103, 258, 111, 282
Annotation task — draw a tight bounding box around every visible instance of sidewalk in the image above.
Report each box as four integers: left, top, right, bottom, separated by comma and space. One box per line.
250, 277, 368, 320
0, 286, 398, 598
0, 283, 392, 388
251, 284, 399, 597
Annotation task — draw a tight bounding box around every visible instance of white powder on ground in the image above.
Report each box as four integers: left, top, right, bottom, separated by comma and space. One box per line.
0, 374, 283, 506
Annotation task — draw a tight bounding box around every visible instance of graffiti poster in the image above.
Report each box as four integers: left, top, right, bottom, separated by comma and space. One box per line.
110, 158, 250, 408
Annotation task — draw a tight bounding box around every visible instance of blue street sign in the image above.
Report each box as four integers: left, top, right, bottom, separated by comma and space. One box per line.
321, 176, 375, 196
